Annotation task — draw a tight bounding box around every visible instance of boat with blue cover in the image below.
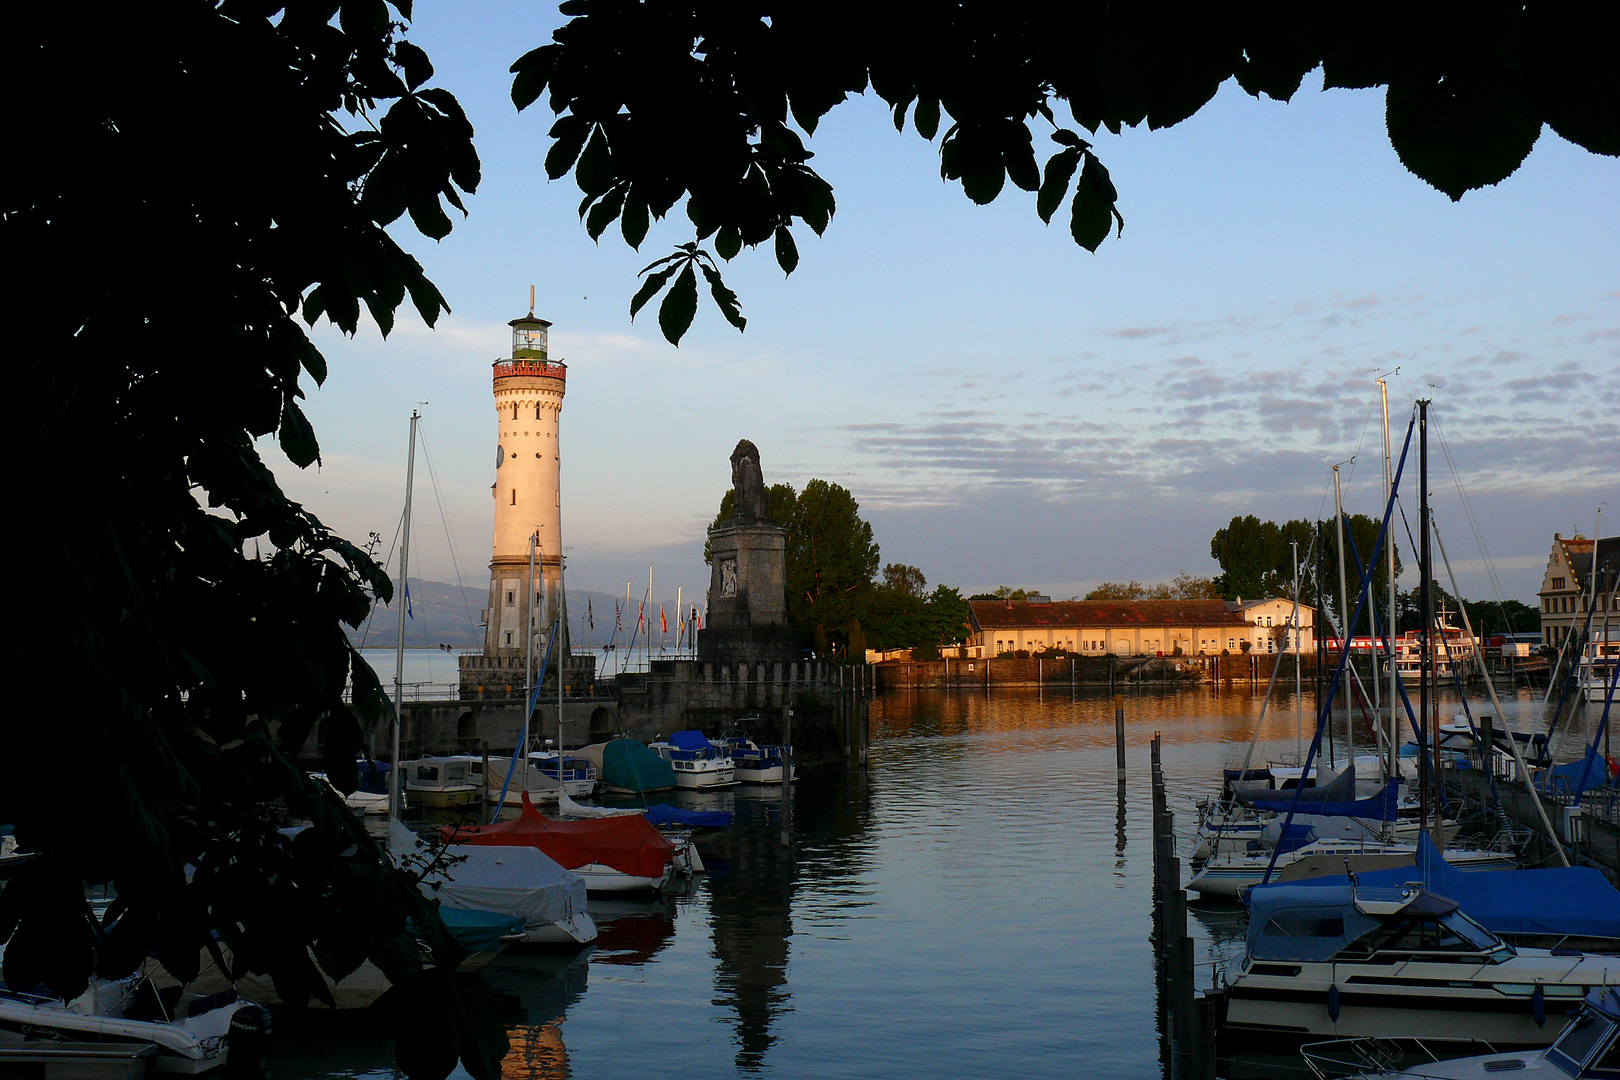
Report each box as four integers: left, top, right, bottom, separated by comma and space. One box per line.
712, 726, 794, 784
1221, 880, 1620, 1047
649, 731, 736, 790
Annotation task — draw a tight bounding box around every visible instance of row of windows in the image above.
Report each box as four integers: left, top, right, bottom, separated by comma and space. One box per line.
503, 400, 561, 420
1544, 594, 1614, 614
504, 488, 563, 505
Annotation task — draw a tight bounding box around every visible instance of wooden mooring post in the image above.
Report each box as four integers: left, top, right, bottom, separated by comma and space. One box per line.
1151, 731, 1218, 1080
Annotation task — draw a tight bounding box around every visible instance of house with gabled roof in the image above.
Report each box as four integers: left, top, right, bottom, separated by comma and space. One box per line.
1539, 533, 1620, 646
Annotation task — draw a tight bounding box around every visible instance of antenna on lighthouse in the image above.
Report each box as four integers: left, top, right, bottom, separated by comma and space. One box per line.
529, 285, 535, 316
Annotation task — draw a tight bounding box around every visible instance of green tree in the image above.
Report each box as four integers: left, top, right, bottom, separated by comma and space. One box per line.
970, 586, 1037, 601
788, 479, 881, 642
882, 562, 928, 598
703, 481, 798, 563
1085, 580, 1150, 600
1319, 512, 1405, 634
512, 3, 1618, 342
8, 5, 501, 1076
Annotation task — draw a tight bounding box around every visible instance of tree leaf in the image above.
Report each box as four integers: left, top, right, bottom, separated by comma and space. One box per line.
658, 263, 699, 345
630, 265, 677, 320
575, 125, 613, 196
1037, 147, 1081, 223
395, 41, 433, 91
584, 185, 627, 241
544, 116, 589, 181
279, 400, 321, 468
510, 45, 558, 111
1386, 46, 1542, 201
715, 225, 742, 260
1523, 1, 1620, 155
1070, 153, 1118, 252
699, 262, 747, 331
620, 188, 650, 249
774, 226, 799, 275
915, 96, 941, 140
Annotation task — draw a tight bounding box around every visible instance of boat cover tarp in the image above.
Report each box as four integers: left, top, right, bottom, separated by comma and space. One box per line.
644, 805, 733, 829
356, 759, 392, 795
1543, 747, 1617, 795
392, 820, 588, 928
668, 730, 712, 753
437, 906, 525, 952
601, 740, 676, 792
1245, 883, 1384, 962
556, 791, 644, 818
1246, 779, 1400, 821
1236, 764, 1356, 808
441, 793, 675, 879
1267, 834, 1620, 940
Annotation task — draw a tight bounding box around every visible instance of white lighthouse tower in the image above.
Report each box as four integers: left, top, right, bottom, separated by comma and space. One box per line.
482, 300, 569, 666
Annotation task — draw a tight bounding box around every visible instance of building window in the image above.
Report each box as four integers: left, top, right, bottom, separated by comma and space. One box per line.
505, 632, 512, 645
535, 405, 541, 419
512, 403, 518, 419
511, 489, 517, 505
1553, 576, 1565, 589
506, 591, 515, 604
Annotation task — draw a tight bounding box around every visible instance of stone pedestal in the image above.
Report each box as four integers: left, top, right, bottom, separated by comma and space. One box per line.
701, 520, 796, 664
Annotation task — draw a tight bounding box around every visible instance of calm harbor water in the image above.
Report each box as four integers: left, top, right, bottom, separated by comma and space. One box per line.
276, 682, 1557, 1079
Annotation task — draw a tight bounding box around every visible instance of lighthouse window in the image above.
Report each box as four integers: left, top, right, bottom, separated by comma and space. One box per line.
511, 489, 517, 505
535, 405, 541, 419
512, 404, 518, 419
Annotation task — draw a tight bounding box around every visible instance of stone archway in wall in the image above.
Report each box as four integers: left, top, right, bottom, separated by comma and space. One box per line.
589, 706, 611, 741
457, 711, 476, 746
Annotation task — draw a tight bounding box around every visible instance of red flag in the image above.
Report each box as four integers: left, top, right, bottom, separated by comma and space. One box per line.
637, 602, 645, 629
660, 605, 668, 634
692, 607, 702, 631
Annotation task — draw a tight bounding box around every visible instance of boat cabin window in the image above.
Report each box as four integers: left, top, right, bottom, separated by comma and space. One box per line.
1337, 912, 1505, 962
416, 765, 439, 781
1261, 911, 1345, 940
1550, 1008, 1614, 1074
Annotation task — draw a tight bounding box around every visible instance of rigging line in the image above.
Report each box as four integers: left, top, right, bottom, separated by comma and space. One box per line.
358, 506, 407, 649
415, 421, 480, 635
1432, 415, 1514, 628
1340, 388, 1380, 491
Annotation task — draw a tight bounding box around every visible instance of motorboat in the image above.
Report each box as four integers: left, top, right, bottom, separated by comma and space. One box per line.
711, 727, 794, 784
1220, 883, 1620, 1047
0, 964, 268, 1075
311, 772, 392, 816
1317, 986, 1620, 1077
1578, 633, 1619, 705
481, 755, 562, 807
649, 731, 736, 789
528, 750, 599, 797
1188, 836, 1516, 898
578, 739, 677, 795
442, 793, 679, 893
401, 756, 481, 809
393, 822, 596, 948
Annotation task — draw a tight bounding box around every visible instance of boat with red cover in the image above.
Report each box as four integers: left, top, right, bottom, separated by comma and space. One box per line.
442, 793, 677, 893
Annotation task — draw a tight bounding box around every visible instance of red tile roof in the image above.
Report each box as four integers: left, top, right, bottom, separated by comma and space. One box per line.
969, 599, 1250, 631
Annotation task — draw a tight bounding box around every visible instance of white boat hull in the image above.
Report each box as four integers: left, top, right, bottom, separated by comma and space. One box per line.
573, 862, 673, 893
519, 911, 598, 947
1188, 843, 1517, 898
0, 987, 252, 1075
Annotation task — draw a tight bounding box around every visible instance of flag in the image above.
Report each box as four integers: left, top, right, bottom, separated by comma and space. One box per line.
637, 602, 645, 629
615, 600, 622, 631
588, 597, 594, 630
404, 580, 414, 620
692, 606, 702, 631
660, 605, 668, 634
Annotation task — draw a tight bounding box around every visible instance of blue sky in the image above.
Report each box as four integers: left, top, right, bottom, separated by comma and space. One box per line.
268, 2, 1619, 617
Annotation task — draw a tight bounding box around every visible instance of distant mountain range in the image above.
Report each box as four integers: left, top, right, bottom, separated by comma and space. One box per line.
349, 578, 674, 650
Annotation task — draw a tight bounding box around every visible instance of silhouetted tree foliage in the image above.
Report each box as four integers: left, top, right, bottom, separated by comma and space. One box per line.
1084, 571, 1220, 600
6, 4, 503, 1077
511, 0, 1619, 342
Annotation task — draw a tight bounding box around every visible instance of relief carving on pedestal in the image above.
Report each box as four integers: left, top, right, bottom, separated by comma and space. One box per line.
720, 559, 738, 597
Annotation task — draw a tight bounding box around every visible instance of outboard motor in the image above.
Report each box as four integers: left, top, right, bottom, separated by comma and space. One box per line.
226, 1003, 273, 1079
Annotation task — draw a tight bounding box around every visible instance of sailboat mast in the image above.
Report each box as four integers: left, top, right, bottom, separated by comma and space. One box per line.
1293, 540, 1302, 763
391, 409, 419, 820
1380, 377, 1397, 784
526, 531, 538, 744
1419, 398, 1438, 836
1334, 464, 1352, 772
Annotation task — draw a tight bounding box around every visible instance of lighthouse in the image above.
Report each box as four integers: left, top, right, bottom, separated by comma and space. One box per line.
482, 300, 568, 665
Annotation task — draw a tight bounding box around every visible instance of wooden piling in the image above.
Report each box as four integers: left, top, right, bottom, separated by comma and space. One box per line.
1116, 694, 1127, 783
